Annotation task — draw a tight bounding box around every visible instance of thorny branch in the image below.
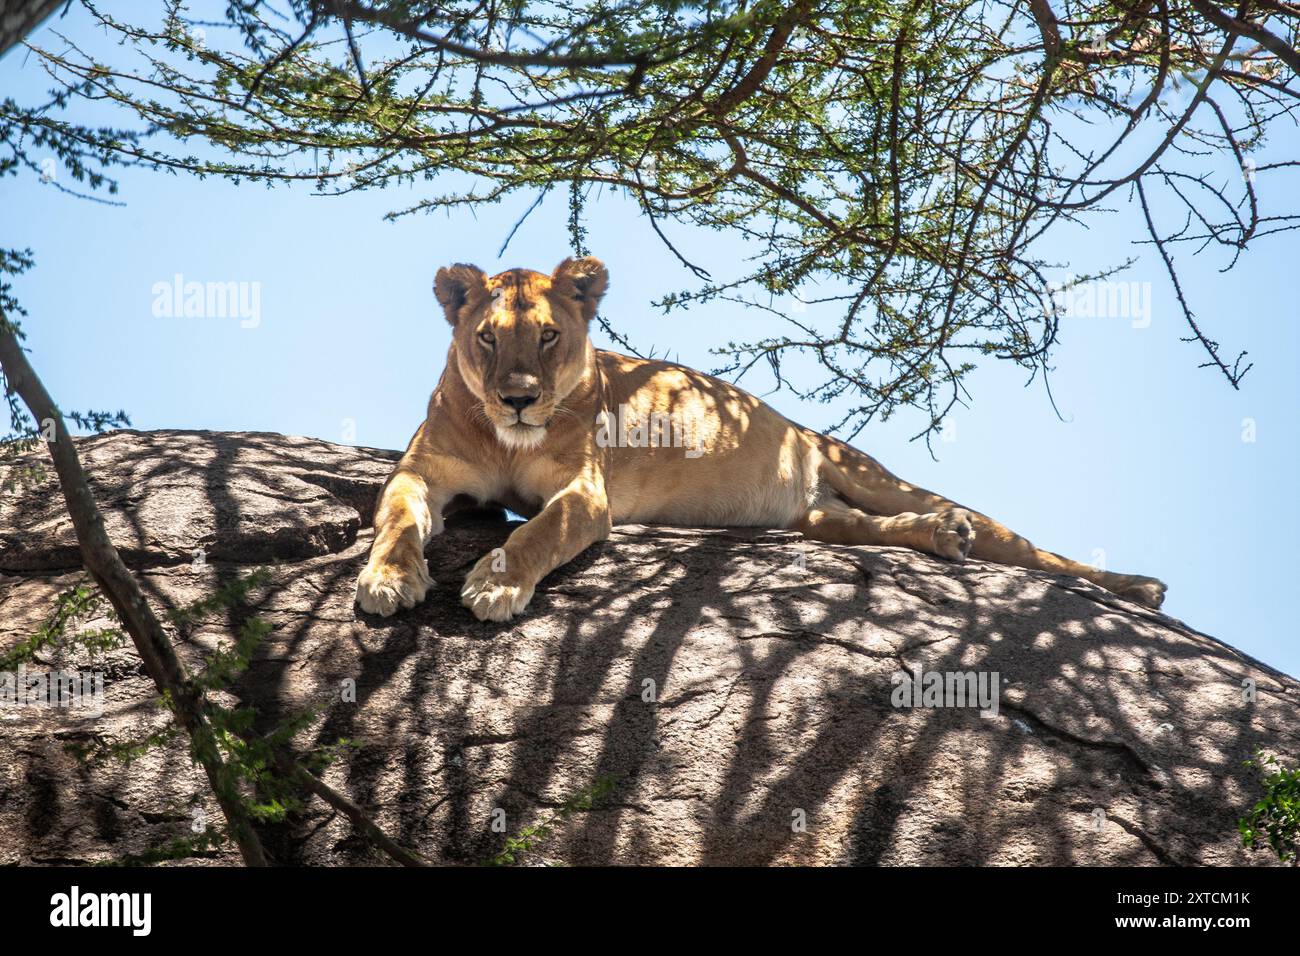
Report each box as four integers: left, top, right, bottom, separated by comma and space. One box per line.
3, 0, 1296, 444
0, 316, 431, 866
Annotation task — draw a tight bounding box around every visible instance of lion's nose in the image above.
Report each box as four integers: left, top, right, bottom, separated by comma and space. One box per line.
500, 393, 538, 412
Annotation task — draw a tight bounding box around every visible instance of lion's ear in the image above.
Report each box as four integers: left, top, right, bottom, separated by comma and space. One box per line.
551, 256, 609, 322
434, 263, 487, 326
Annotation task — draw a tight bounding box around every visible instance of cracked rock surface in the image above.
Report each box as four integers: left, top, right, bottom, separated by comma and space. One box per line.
1, 429, 1295, 865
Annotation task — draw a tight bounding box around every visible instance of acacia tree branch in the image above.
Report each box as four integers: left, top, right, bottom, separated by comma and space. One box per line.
313, 0, 667, 72
0, 0, 64, 57
1189, 0, 1300, 75
1027, 0, 1062, 55
1135, 179, 1252, 385
712, 0, 813, 115
0, 317, 269, 866
275, 754, 429, 867
11, 0, 1292, 441
0, 316, 428, 867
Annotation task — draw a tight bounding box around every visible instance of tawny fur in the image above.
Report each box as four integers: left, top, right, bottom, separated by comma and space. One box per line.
356, 257, 1167, 622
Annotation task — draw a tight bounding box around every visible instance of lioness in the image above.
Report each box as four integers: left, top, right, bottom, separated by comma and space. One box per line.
355, 256, 1166, 621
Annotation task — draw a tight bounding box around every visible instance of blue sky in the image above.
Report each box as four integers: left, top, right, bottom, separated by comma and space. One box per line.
3, 10, 1297, 677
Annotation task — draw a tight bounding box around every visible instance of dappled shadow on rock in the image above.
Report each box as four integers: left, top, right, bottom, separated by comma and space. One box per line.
0, 430, 1296, 865
0, 429, 396, 572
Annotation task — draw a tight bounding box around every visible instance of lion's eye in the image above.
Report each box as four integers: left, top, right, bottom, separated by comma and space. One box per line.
540, 329, 558, 343
478, 330, 495, 346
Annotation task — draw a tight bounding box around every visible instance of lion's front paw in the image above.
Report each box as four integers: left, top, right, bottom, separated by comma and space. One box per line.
460, 553, 535, 622
356, 557, 433, 617
932, 508, 976, 562
1114, 574, 1167, 610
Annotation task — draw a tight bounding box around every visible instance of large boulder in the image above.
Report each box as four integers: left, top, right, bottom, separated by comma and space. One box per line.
0, 430, 1295, 865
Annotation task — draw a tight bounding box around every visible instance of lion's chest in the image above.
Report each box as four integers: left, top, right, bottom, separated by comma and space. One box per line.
476, 457, 574, 518
491, 487, 545, 519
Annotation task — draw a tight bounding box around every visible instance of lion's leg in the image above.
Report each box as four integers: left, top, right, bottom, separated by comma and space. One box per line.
810, 435, 1167, 609
963, 510, 1165, 608
794, 496, 975, 561
357, 426, 493, 617
461, 476, 612, 622
356, 465, 447, 616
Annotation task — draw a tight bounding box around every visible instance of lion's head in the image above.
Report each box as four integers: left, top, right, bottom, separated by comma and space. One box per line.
434, 256, 608, 450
